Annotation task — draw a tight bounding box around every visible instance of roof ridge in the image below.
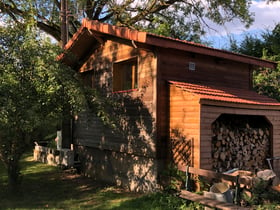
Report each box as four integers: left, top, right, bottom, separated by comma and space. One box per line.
82, 18, 147, 43
59, 20, 277, 69
79, 19, 276, 69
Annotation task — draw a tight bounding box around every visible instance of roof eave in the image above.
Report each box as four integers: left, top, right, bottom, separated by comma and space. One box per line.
146, 34, 277, 69
199, 98, 280, 110
81, 18, 147, 43
59, 18, 277, 70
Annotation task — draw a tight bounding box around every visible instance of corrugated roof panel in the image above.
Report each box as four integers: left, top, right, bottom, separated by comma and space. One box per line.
169, 81, 280, 106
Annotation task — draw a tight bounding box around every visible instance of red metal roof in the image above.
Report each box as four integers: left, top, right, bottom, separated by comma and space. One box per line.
59, 19, 277, 69
169, 81, 280, 106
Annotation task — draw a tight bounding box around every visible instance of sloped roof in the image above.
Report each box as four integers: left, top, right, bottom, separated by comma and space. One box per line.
169, 81, 280, 107
59, 18, 277, 69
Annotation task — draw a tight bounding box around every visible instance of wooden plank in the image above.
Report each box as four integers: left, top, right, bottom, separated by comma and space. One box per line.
189, 167, 236, 182
178, 165, 252, 186
179, 190, 249, 210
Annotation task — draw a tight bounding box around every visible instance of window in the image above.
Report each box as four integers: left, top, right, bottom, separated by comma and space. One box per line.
113, 58, 138, 92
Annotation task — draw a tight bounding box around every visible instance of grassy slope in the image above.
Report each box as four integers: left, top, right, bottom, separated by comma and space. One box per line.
0, 153, 187, 210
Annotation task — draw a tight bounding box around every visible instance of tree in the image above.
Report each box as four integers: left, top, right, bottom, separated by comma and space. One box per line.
229, 34, 265, 58
229, 24, 280, 57
0, 21, 85, 190
0, 0, 254, 42
229, 23, 280, 101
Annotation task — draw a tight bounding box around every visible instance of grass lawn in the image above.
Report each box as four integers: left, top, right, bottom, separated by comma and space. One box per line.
1, 153, 280, 210
0, 152, 188, 210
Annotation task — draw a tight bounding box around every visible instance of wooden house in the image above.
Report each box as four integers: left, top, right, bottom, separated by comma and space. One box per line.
59, 18, 280, 192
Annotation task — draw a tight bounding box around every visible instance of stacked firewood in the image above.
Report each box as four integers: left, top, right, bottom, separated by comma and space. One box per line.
212, 120, 270, 173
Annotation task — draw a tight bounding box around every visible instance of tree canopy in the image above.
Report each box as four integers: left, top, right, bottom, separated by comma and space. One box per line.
229, 23, 280, 101
229, 24, 280, 58
0, 21, 85, 189
0, 0, 254, 42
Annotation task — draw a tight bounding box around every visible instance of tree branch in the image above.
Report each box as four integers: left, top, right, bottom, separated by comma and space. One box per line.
126, 0, 180, 25
93, 0, 107, 20
0, 1, 25, 17
85, 0, 96, 19
37, 21, 61, 41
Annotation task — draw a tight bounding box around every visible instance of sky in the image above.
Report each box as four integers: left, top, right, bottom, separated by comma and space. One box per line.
203, 0, 280, 49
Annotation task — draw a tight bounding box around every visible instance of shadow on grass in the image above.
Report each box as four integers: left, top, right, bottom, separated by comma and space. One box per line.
0, 153, 142, 209
109, 192, 188, 210
0, 153, 189, 210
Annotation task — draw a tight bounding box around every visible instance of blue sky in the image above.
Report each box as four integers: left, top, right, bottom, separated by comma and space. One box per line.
203, 0, 280, 49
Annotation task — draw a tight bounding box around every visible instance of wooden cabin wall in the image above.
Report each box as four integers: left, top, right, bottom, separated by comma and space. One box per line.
157, 47, 252, 166
169, 85, 201, 168
158, 48, 252, 89
76, 39, 157, 156
74, 39, 158, 191
200, 104, 280, 175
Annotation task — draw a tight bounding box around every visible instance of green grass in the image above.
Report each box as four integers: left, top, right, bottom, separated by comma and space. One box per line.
2, 153, 280, 210
0, 153, 188, 210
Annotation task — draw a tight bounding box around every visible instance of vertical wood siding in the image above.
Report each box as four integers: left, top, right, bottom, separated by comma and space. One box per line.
169, 85, 201, 168
158, 47, 253, 169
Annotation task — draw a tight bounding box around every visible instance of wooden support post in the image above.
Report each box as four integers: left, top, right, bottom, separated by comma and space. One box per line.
185, 165, 190, 190
234, 175, 240, 205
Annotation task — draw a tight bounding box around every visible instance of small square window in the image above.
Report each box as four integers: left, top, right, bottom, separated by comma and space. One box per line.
113, 58, 138, 91
189, 62, 196, 71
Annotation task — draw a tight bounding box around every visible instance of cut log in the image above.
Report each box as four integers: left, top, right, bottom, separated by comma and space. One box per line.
211, 117, 270, 172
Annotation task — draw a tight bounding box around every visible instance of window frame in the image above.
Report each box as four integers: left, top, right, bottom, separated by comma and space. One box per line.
112, 57, 139, 93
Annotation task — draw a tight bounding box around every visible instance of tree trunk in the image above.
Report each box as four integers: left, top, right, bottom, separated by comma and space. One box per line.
0, 134, 26, 192
7, 158, 21, 191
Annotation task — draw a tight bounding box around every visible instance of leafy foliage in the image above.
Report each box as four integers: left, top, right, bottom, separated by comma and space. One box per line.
254, 62, 280, 102
0, 0, 254, 42
229, 23, 280, 101
241, 180, 280, 207
229, 34, 265, 58
0, 21, 85, 190
229, 24, 280, 58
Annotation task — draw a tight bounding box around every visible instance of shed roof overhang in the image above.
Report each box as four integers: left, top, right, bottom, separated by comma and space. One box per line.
58, 19, 277, 70
169, 81, 280, 110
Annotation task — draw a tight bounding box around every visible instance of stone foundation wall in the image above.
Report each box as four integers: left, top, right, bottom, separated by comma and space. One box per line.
33, 146, 74, 167
76, 146, 160, 192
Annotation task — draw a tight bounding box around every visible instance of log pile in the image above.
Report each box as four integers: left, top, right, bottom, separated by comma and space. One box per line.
212, 119, 270, 173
